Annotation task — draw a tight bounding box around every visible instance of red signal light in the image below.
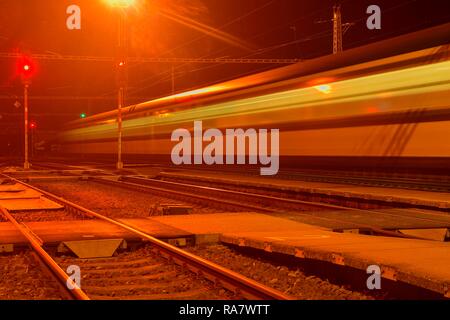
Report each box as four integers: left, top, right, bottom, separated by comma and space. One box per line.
30, 121, 37, 129
16, 55, 36, 80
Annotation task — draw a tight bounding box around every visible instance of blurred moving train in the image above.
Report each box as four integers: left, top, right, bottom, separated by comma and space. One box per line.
57, 23, 450, 175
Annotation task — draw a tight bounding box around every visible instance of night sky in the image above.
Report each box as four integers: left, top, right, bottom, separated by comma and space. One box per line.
0, 0, 449, 137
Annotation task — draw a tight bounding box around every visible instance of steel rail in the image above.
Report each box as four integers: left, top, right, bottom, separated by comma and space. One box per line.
6, 165, 429, 240
0, 206, 90, 300
0, 173, 293, 300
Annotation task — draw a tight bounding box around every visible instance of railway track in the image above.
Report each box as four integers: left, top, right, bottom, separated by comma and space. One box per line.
181, 167, 450, 193
6, 164, 450, 238
0, 206, 89, 300
8, 164, 449, 239
88, 175, 438, 240
18, 160, 450, 193
3, 165, 450, 298
0, 172, 293, 300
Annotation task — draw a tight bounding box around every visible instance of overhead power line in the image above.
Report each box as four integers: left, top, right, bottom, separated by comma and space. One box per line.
0, 53, 301, 64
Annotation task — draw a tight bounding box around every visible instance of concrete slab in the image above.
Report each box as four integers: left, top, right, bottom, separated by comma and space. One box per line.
0, 197, 64, 211
0, 189, 41, 200
0, 219, 192, 247
400, 228, 449, 241
61, 239, 125, 259
24, 220, 140, 244
0, 222, 26, 245
151, 213, 450, 296
151, 212, 324, 234
0, 185, 26, 192
119, 218, 194, 239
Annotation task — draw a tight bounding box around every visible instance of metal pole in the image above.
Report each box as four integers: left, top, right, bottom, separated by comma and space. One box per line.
24, 84, 30, 170
333, 5, 343, 54
31, 128, 34, 159
116, 10, 125, 170
117, 86, 124, 170
171, 65, 175, 95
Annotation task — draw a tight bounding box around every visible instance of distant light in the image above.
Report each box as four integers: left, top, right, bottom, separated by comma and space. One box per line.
23, 65, 30, 71
30, 121, 37, 129
314, 85, 332, 94
118, 61, 125, 67
105, 0, 135, 8
80, 113, 87, 119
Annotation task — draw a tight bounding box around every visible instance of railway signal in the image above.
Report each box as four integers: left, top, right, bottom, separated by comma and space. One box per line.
80, 113, 87, 119
17, 55, 36, 170
17, 56, 36, 81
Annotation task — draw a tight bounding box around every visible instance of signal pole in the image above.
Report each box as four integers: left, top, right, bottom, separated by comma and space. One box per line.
23, 82, 30, 170
333, 5, 343, 54
20, 59, 33, 170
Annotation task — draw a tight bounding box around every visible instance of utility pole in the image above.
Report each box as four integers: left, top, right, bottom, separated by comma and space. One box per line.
116, 8, 128, 170
333, 5, 343, 54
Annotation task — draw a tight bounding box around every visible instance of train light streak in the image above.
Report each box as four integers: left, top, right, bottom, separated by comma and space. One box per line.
156, 86, 227, 102
314, 85, 332, 94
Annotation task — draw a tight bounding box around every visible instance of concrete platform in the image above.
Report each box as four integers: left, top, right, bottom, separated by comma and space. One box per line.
118, 218, 193, 240
0, 223, 26, 244
0, 218, 193, 246
0, 182, 63, 211
159, 171, 450, 209
0, 188, 41, 200
150, 213, 450, 297
0, 197, 64, 211
276, 208, 450, 232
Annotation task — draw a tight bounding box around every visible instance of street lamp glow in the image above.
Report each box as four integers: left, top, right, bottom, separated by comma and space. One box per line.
105, 0, 135, 8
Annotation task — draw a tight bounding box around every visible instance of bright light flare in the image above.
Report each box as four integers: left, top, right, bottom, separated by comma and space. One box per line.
104, 0, 135, 8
